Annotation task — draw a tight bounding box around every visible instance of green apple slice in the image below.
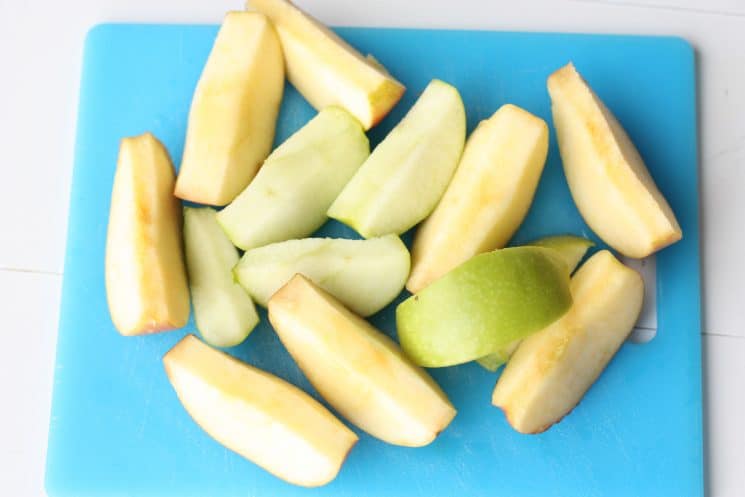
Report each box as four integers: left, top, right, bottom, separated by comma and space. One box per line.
183, 207, 259, 348
476, 235, 593, 371
217, 107, 369, 250
327, 79, 466, 238
396, 247, 572, 367
268, 275, 456, 447
234, 235, 409, 316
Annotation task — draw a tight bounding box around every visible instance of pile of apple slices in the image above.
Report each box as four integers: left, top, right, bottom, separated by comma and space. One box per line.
104, 0, 682, 488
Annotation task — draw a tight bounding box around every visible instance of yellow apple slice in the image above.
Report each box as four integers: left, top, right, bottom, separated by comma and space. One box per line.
492, 250, 644, 434
268, 275, 456, 447
548, 63, 681, 258
164, 335, 357, 487
175, 12, 284, 206
247, 0, 404, 129
105, 133, 190, 336
407, 104, 549, 293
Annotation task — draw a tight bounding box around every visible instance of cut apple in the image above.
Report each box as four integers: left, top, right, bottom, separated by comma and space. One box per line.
328, 79, 466, 238
234, 235, 409, 316
548, 62, 681, 258
175, 12, 284, 206
407, 104, 549, 293
217, 107, 369, 250
492, 250, 644, 434
183, 207, 259, 348
164, 335, 357, 487
105, 133, 190, 336
476, 340, 521, 372
396, 247, 572, 367
247, 0, 404, 129
268, 275, 456, 447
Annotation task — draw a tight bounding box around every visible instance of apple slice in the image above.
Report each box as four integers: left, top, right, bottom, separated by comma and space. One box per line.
268, 275, 456, 447
175, 12, 284, 206
492, 250, 644, 434
217, 107, 369, 250
548, 62, 682, 258
476, 235, 593, 371
183, 207, 259, 348
247, 0, 404, 129
234, 235, 409, 316
328, 79, 466, 238
396, 247, 572, 367
407, 104, 549, 293
105, 133, 190, 336
164, 335, 357, 486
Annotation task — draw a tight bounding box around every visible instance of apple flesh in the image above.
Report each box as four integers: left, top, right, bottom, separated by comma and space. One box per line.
164, 335, 357, 487
105, 133, 190, 336
268, 275, 456, 447
183, 207, 259, 348
476, 235, 593, 371
217, 107, 369, 250
328, 79, 466, 238
247, 0, 404, 129
175, 12, 284, 206
492, 250, 644, 434
407, 104, 549, 293
234, 234, 409, 317
396, 247, 572, 367
548, 62, 681, 258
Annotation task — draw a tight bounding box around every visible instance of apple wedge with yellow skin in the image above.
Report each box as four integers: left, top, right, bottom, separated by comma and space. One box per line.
548, 63, 681, 258
247, 0, 404, 130
217, 107, 369, 250
105, 133, 190, 336
164, 335, 357, 487
328, 79, 466, 238
268, 275, 456, 447
175, 12, 284, 206
407, 104, 549, 293
476, 235, 593, 371
492, 250, 644, 434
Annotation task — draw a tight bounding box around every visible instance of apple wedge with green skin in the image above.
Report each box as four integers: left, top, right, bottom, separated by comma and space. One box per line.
268, 275, 456, 447
164, 335, 357, 487
247, 0, 404, 130
105, 133, 190, 336
175, 12, 284, 206
397, 247, 572, 368
407, 104, 549, 293
183, 207, 259, 348
328, 79, 466, 238
492, 250, 644, 434
234, 235, 409, 317
548, 62, 681, 258
476, 235, 593, 371
217, 107, 369, 250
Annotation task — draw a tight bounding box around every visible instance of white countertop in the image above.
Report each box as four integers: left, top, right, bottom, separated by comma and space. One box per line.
1, 0, 743, 495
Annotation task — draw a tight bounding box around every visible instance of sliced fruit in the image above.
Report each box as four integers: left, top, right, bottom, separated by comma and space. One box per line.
476, 235, 593, 371
328, 79, 466, 238
492, 250, 644, 434
183, 207, 259, 348
105, 133, 190, 336
175, 11, 284, 206
234, 235, 409, 316
548, 62, 681, 258
407, 104, 549, 293
164, 335, 357, 487
268, 275, 456, 447
396, 247, 572, 367
217, 107, 369, 250
247, 0, 404, 129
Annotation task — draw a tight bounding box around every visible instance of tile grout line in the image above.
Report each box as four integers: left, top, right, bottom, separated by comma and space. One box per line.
569, 0, 745, 18
0, 267, 62, 276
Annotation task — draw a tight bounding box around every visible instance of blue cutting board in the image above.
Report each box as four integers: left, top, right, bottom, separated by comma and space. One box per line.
46, 23, 702, 497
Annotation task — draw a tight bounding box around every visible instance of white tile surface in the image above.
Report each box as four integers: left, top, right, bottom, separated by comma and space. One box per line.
1, 0, 743, 496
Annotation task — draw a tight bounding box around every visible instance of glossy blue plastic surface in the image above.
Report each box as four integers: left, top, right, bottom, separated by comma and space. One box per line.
46, 24, 702, 497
